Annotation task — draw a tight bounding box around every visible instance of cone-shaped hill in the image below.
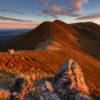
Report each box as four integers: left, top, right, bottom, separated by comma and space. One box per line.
1, 20, 100, 51
0, 20, 79, 50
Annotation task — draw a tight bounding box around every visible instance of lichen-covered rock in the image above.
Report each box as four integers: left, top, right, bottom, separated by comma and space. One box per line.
37, 81, 54, 92
40, 92, 60, 100
37, 81, 60, 100
75, 93, 93, 100
10, 78, 28, 93
10, 78, 30, 100
53, 59, 93, 100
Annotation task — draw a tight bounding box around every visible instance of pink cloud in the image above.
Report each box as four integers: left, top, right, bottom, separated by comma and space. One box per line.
40, 0, 48, 7
0, 22, 39, 29
52, 5, 67, 15
38, 0, 52, 8
76, 14, 100, 20
39, 8, 58, 18
37, 0, 88, 18
70, 0, 88, 12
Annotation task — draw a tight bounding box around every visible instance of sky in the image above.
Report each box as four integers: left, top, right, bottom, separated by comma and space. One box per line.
0, 0, 100, 29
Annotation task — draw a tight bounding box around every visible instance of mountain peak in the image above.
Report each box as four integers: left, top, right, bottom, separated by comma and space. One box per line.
54, 19, 63, 22
53, 19, 68, 25
0, 20, 100, 51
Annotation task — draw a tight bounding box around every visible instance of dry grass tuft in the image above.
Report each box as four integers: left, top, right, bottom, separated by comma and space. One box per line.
0, 90, 10, 100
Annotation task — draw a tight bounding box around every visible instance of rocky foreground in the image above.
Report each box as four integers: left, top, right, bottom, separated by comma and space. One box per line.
8, 59, 94, 100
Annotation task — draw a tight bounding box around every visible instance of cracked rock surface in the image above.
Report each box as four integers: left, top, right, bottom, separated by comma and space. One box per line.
53, 59, 93, 100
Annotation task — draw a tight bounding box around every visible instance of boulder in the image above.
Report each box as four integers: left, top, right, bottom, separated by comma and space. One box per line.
53, 59, 93, 100
40, 91, 60, 100
10, 78, 28, 93
10, 78, 29, 100
37, 81, 60, 100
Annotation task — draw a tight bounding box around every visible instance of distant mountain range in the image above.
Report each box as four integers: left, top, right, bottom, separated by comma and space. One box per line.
0, 29, 32, 44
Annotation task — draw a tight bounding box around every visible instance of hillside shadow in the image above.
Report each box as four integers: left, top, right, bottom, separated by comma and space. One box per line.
72, 33, 100, 60
0, 32, 100, 60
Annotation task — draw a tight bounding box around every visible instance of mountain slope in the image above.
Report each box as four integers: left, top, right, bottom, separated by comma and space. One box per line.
1, 20, 100, 59
0, 20, 79, 50
0, 20, 100, 99
72, 22, 100, 42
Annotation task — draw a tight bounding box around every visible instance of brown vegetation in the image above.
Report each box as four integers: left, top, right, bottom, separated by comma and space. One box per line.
0, 20, 100, 99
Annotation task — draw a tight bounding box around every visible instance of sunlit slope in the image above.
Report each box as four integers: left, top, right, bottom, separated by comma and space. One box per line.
0, 20, 100, 98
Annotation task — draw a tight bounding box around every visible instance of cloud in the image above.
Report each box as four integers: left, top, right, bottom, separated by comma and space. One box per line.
52, 5, 67, 15
0, 16, 41, 29
0, 16, 34, 22
0, 9, 25, 14
70, 0, 88, 12
40, 5, 67, 18
40, 5, 82, 18
0, 16, 40, 29
37, 0, 50, 8
40, 9, 58, 18
76, 14, 100, 20
0, 22, 39, 29
37, 0, 88, 18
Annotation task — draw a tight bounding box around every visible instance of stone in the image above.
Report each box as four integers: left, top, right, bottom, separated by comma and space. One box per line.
53, 59, 94, 100
8, 49, 15, 54
10, 78, 29, 100
40, 92, 60, 100
75, 93, 94, 100
43, 81, 54, 92
10, 78, 28, 93
37, 81, 60, 100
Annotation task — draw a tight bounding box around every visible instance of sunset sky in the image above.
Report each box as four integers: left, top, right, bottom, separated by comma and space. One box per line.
0, 0, 100, 29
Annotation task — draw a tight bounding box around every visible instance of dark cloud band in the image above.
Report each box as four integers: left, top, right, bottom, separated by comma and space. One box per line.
0, 16, 35, 22
76, 14, 100, 20
0, 9, 25, 14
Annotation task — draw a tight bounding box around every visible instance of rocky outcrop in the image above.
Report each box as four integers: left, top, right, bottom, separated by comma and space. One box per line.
9, 59, 94, 100
37, 81, 60, 100
10, 78, 28, 93
53, 59, 93, 100
9, 78, 30, 100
